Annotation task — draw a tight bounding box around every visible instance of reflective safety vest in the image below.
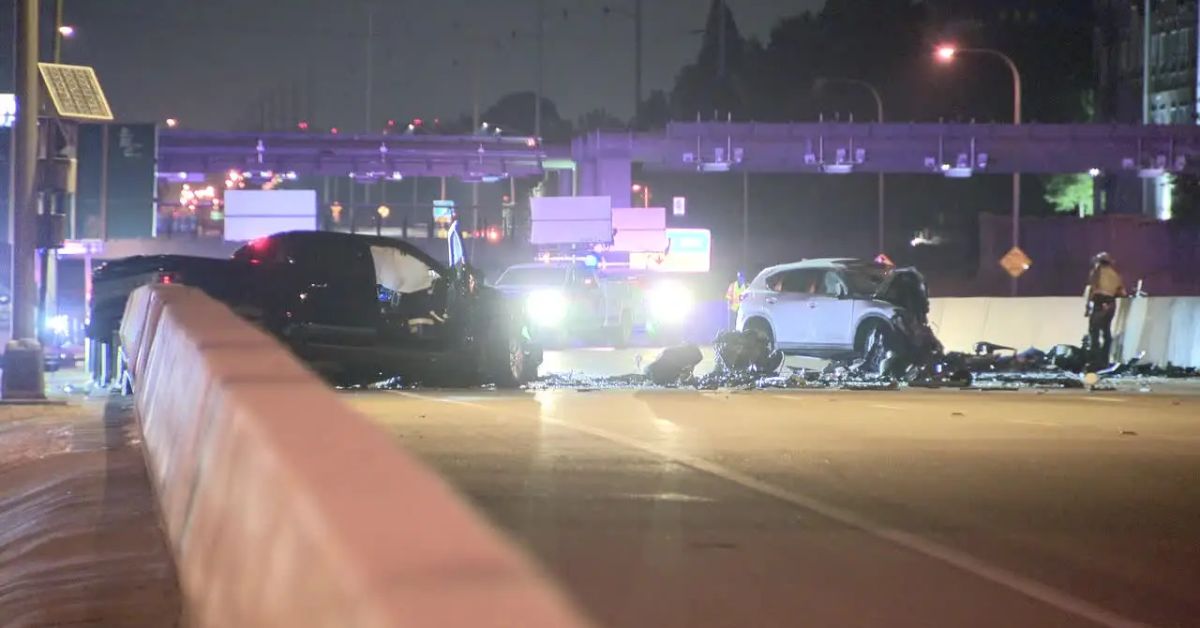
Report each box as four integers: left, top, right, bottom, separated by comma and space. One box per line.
726, 281, 745, 312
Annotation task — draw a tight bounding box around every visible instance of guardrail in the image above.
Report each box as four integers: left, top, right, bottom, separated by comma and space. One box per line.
120, 284, 589, 628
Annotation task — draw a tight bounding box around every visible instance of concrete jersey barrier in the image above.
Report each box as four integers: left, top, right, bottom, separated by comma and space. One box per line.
124, 285, 590, 628
928, 296, 1200, 368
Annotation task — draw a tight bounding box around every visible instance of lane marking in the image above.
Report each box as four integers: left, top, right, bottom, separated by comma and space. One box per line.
1007, 419, 1062, 428
622, 492, 716, 503
397, 391, 1150, 628
1081, 397, 1127, 403
871, 403, 905, 411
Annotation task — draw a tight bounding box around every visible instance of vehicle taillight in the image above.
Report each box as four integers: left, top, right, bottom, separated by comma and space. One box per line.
158, 273, 175, 285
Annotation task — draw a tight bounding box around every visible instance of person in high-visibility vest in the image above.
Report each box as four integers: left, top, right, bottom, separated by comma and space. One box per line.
726, 272, 747, 330
1084, 252, 1126, 369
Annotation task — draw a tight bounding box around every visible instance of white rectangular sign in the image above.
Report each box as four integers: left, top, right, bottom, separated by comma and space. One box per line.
673, 196, 686, 216
0, 94, 14, 128
224, 189, 318, 242
530, 196, 613, 245
612, 207, 667, 252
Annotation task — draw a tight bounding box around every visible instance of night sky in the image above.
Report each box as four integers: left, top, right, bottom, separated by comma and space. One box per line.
62, 0, 820, 131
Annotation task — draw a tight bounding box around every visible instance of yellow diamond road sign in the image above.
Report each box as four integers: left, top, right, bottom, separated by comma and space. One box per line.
999, 246, 1032, 278
37, 63, 113, 121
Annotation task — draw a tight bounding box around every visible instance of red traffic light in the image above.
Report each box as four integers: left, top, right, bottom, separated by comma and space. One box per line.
298, 120, 309, 130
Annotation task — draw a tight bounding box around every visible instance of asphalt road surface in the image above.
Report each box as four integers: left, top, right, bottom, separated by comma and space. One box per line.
349, 350, 1200, 628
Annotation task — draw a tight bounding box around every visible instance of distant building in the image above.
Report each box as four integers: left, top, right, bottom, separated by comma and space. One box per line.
1095, 0, 1198, 217
1096, 0, 1199, 125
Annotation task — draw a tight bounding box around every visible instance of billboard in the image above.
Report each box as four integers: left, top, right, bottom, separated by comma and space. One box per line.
75, 123, 157, 239
223, 190, 317, 242
530, 196, 612, 245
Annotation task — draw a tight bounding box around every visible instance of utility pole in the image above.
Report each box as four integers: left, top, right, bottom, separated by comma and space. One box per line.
741, 170, 749, 272
4, 0, 46, 399
1143, 0, 1151, 124
471, 24, 480, 258
1142, 0, 1152, 216
633, 0, 643, 126
365, 4, 374, 133
717, 0, 726, 78
535, 0, 545, 138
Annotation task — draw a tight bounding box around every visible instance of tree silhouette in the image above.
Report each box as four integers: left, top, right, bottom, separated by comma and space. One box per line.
577, 108, 626, 133
478, 91, 573, 142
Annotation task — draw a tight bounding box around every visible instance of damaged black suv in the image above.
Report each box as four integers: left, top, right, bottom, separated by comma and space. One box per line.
88, 231, 541, 387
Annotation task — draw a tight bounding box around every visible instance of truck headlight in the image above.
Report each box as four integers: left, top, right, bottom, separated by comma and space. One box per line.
647, 281, 693, 324
526, 289, 567, 327
47, 314, 70, 336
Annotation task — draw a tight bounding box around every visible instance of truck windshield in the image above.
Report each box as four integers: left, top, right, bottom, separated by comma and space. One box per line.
495, 267, 569, 286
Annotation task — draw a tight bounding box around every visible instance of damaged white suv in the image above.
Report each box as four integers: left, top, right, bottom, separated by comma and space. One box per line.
736, 258, 939, 373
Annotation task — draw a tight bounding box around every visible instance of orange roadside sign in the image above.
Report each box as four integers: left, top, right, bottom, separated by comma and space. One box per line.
999, 246, 1032, 278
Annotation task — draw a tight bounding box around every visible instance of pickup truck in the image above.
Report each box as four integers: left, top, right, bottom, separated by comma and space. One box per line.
491, 262, 696, 347
87, 231, 541, 387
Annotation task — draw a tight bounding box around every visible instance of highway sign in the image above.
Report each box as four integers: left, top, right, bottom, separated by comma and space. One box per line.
432, 199, 455, 222
999, 246, 1032, 278
672, 196, 686, 216
37, 63, 113, 121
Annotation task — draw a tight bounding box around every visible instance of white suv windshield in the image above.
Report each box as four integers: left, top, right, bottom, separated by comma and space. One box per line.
842, 268, 886, 296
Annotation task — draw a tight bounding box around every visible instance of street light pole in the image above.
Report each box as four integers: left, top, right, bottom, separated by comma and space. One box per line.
937, 45, 1022, 295
815, 77, 886, 255
535, 0, 545, 139
53, 0, 64, 62
985, 50, 1023, 296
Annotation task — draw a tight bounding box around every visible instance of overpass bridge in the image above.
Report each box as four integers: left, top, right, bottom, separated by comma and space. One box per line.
159, 122, 1200, 209
157, 130, 555, 181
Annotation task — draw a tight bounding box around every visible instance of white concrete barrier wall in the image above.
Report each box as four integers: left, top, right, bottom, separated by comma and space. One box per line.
124, 285, 589, 628
929, 296, 1200, 368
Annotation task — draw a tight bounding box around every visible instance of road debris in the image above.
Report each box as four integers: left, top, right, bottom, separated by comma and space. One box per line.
644, 344, 704, 386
